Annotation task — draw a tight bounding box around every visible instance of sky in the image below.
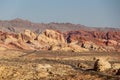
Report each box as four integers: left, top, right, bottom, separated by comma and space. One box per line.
0, 0, 120, 28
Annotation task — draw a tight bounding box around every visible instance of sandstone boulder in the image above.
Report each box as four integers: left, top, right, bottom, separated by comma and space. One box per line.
94, 58, 111, 71
112, 63, 120, 70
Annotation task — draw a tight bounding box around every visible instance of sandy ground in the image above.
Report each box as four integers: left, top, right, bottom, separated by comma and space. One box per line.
0, 50, 120, 80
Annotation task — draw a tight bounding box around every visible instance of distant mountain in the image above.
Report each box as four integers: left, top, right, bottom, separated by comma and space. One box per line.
0, 18, 119, 33
0, 18, 87, 33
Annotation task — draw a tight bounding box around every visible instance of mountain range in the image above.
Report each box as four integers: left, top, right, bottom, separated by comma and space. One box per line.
0, 18, 119, 33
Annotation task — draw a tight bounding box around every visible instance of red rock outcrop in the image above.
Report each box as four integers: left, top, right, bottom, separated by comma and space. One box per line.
0, 31, 17, 41
37, 29, 66, 44
0, 29, 67, 51
17, 29, 37, 43
64, 30, 120, 52
0, 29, 120, 52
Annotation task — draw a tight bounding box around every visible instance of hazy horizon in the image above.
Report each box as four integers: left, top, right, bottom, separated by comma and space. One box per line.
0, 0, 120, 28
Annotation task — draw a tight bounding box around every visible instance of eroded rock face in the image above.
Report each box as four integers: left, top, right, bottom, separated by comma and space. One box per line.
0, 29, 120, 52
4, 35, 17, 44
81, 41, 106, 51
37, 29, 66, 45
0, 29, 68, 51
37, 29, 70, 50
0, 31, 17, 42
65, 30, 120, 52
18, 29, 36, 43
65, 31, 120, 43
0, 30, 36, 50
94, 58, 111, 72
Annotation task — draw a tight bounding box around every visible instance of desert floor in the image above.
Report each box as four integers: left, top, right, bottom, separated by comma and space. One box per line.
0, 50, 120, 80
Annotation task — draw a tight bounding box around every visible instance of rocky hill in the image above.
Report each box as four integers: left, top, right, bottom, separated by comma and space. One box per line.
0, 18, 87, 33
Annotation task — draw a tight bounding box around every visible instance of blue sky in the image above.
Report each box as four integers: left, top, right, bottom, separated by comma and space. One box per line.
0, 0, 120, 28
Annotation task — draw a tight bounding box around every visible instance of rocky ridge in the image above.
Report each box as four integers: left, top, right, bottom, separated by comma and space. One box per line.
0, 29, 89, 52
0, 29, 120, 52
0, 18, 119, 33
65, 30, 120, 52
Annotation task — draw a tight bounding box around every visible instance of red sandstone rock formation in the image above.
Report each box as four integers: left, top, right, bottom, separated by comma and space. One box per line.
0, 29, 120, 52
64, 30, 120, 52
